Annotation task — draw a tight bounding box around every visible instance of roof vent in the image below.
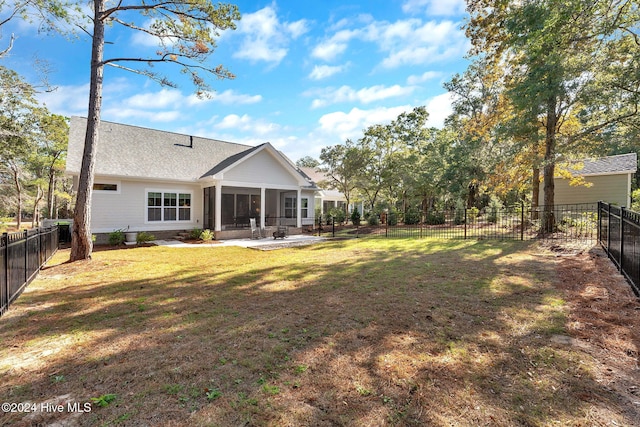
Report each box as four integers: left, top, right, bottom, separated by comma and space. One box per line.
175, 135, 194, 148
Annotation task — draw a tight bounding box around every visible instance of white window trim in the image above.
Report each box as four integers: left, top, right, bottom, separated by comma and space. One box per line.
145, 189, 194, 224
93, 180, 121, 194
284, 196, 309, 218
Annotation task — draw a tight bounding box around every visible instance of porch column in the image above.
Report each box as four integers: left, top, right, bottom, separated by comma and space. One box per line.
215, 181, 222, 232
297, 188, 302, 228
260, 186, 266, 229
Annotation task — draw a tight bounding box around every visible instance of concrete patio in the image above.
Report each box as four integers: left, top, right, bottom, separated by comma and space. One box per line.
152, 234, 327, 250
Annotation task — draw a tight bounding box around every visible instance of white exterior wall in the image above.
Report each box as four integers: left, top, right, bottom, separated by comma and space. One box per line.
223, 150, 300, 187
302, 189, 316, 226
539, 174, 631, 207
91, 177, 201, 233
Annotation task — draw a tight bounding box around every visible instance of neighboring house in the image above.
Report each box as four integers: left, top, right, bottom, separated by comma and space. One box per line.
538, 153, 637, 207
298, 167, 364, 217
66, 117, 318, 241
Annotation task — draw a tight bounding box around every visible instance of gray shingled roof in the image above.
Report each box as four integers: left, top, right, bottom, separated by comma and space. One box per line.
67, 117, 263, 182
299, 167, 344, 198
201, 144, 264, 178
568, 153, 637, 176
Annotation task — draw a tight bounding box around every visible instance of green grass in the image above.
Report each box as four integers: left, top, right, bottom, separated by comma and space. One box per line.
0, 238, 633, 426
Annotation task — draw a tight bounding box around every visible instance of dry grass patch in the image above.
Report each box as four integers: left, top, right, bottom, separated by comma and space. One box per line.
0, 239, 638, 426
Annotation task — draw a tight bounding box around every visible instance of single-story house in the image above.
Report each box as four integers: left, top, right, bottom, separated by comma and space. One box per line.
538, 152, 637, 207
298, 167, 364, 218
66, 117, 318, 241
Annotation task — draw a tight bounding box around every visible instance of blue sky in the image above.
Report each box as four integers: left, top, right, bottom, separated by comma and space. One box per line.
2, 0, 470, 163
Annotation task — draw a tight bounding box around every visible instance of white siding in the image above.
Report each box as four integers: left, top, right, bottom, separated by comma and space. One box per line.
92, 178, 202, 233
539, 174, 630, 207
223, 150, 300, 187
302, 190, 316, 226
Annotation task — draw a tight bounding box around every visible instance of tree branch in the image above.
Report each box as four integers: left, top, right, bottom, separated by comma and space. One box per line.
0, 33, 15, 57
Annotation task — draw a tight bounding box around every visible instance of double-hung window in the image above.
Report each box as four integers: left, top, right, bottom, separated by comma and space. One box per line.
284, 197, 296, 218
147, 191, 191, 222
284, 197, 309, 218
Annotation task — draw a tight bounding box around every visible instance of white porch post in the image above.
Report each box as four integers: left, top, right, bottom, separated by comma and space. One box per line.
260, 186, 266, 229
215, 181, 222, 232
296, 189, 302, 228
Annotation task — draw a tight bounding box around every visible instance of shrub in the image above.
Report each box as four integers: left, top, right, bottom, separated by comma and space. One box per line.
367, 214, 379, 226
487, 197, 503, 224
136, 231, 156, 244
404, 207, 421, 225
468, 207, 479, 223
108, 229, 125, 246
189, 228, 203, 240
425, 211, 445, 225
387, 209, 398, 226
453, 200, 465, 225
199, 229, 214, 241
330, 208, 346, 225
632, 189, 640, 212
350, 207, 361, 226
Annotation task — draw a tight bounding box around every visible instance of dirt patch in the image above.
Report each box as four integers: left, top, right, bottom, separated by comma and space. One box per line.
552, 244, 640, 422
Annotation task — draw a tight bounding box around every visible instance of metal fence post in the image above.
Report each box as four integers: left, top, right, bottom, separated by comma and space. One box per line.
520, 201, 525, 241
607, 202, 611, 254
597, 201, 601, 243
2, 233, 8, 313
23, 230, 28, 286
464, 208, 467, 240
620, 207, 625, 273
385, 214, 388, 238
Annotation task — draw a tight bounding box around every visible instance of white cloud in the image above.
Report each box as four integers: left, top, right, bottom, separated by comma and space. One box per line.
425, 92, 453, 128
311, 29, 356, 61
407, 71, 443, 85
318, 105, 412, 142
402, 0, 466, 16
187, 90, 262, 106
125, 89, 183, 109
309, 84, 416, 109
375, 20, 469, 68
311, 17, 468, 69
216, 114, 252, 129
214, 114, 282, 137
311, 41, 347, 62
233, 5, 309, 65
308, 64, 347, 80
37, 84, 90, 117
104, 108, 182, 123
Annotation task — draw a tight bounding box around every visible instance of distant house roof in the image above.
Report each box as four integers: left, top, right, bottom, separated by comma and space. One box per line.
66, 117, 314, 187
565, 153, 637, 176
299, 167, 345, 199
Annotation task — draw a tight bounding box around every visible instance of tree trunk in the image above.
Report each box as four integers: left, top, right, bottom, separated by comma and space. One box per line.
542, 101, 557, 233
47, 167, 56, 218
467, 181, 477, 209
32, 186, 43, 228
531, 167, 540, 220
70, 0, 105, 261
11, 164, 22, 230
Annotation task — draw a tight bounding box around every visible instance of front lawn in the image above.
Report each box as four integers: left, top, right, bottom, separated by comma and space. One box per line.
1, 239, 638, 426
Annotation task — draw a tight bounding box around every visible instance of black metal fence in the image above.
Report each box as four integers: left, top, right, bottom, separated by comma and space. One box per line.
316, 203, 598, 243
1, 226, 59, 316
598, 202, 640, 296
